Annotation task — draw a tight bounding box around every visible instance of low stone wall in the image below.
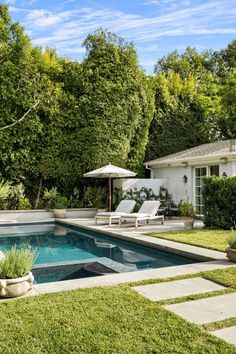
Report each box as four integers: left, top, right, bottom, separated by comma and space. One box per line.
0, 208, 97, 223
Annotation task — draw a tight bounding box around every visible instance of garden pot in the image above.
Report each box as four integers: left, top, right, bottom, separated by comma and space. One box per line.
97, 208, 107, 213
226, 248, 236, 263
0, 272, 34, 298
53, 209, 67, 219
183, 217, 195, 229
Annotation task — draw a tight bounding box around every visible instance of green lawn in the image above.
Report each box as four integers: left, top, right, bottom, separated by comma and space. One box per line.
0, 268, 236, 353
146, 229, 234, 252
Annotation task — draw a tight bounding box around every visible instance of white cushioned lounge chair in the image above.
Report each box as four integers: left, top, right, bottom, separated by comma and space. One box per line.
119, 200, 164, 229
95, 200, 136, 227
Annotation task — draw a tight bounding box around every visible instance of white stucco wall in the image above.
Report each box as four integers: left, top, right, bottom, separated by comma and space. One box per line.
151, 160, 236, 205
219, 161, 236, 176
152, 166, 193, 204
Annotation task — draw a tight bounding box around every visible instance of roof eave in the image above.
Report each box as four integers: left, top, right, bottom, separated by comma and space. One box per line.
144, 152, 236, 168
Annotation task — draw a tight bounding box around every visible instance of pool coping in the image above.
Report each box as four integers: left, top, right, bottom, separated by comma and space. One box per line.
57, 219, 227, 262
0, 218, 235, 299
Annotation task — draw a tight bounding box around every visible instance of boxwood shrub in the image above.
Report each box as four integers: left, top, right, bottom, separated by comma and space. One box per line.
203, 176, 236, 229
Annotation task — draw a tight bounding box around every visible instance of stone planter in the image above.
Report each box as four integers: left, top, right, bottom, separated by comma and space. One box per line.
183, 217, 195, 229
0, 272, 34, 298
53, 209, 67, 219
97, 208, 108, 213
226, 248, 236, 263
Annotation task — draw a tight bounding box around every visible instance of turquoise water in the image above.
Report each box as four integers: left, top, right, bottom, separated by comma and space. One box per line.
0, 223, 198, 283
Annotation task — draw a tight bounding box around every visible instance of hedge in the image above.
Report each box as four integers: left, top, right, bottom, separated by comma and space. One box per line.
203, 176, 236, 229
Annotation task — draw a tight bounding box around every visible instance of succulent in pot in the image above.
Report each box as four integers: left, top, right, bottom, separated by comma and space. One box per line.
226, 234, 236, 263
179, 199, 196, 229
0, 247, 37, 298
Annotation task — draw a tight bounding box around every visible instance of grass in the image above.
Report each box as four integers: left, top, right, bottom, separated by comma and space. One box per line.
0, 286, 235, 353
0, 268, 236, 353
146, 229, 235, 252
203, 317, 236, 331
203, 267, 236, 288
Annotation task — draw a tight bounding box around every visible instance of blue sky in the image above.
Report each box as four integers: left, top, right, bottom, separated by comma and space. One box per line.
4, 0, 236, 73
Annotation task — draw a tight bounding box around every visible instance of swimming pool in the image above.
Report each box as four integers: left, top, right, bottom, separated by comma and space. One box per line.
0, 223, 198, 283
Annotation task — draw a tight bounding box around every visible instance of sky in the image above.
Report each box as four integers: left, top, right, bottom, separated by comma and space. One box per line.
3, 0, 236, 73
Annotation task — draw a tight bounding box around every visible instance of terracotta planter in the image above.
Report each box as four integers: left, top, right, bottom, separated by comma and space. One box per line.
53, 209, 67, 219
0, 272, 34, 298
226, 248, 236, 263
183, 217, 195, 229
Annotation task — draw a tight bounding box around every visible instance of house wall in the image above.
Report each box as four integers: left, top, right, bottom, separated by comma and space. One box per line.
152, 166, 192, 204
151, 160, 236, 206
219, 161, 236, 176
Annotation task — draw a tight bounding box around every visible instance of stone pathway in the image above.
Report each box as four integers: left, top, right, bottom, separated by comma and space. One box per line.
133, 277, 225, 301
164, 293, 236, 325
133, 277, 236, 347
211, 326, 236, 346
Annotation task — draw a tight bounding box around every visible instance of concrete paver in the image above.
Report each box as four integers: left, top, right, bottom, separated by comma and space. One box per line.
133, 277, 225, 301
211, 326, 236, 346
164, 293, 236, 324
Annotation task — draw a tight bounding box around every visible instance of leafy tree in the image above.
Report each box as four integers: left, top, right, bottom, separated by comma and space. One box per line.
61, 30, 154, 174
146, 70, 219, 159
0, 6, 58, 185
219, 70, 236, 138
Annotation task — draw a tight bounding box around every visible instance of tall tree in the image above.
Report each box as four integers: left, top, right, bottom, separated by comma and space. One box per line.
61, 30, 155, 174
0, 6, 57, 183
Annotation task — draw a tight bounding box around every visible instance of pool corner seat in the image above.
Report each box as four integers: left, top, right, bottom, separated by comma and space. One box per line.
95, 200, 136, 227
119, 200, 164, 229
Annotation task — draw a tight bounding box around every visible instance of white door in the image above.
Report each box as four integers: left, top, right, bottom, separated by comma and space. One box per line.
194, 165, 219, 215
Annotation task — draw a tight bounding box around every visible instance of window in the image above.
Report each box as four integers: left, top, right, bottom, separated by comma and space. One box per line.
210, 165, 219, 176
195, 167, 207, 215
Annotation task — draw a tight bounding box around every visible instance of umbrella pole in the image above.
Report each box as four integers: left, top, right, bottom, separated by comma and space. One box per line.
108, 177, 112, 211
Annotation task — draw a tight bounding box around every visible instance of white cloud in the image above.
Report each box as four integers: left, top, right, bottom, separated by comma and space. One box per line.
26, 10, 60, 27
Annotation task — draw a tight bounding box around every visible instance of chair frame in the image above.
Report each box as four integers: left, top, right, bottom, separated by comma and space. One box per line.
119, 214, 164, 229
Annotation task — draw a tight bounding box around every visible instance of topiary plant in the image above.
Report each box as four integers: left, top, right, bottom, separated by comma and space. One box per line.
54, 196, 68, 209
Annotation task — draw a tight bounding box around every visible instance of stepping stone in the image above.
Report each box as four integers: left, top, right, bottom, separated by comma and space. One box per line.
164, 293, 236, 325
211, 326, 236, 346
133, 277, 225, 301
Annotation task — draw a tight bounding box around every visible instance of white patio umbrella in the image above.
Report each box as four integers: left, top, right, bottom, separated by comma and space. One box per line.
84, 163, 137, 211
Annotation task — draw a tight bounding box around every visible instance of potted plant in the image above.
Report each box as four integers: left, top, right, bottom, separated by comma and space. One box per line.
43, 187, 68, 219
179, 199, 196, 229
0, 247, 36, 298
53, 196, 68, 219
226, 234, 236, 263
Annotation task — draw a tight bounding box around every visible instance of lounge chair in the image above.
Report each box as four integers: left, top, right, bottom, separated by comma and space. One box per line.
119, 200, 164, 229
95, 200, 136, 227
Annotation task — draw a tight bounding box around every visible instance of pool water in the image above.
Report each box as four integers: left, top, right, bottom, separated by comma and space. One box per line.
0, 223, 198, 283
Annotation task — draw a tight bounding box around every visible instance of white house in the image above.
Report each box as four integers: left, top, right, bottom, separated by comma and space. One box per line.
145, 139, 236, 214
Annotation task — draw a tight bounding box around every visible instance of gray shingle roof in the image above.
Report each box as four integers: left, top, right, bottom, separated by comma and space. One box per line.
145, 139, 236, 165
